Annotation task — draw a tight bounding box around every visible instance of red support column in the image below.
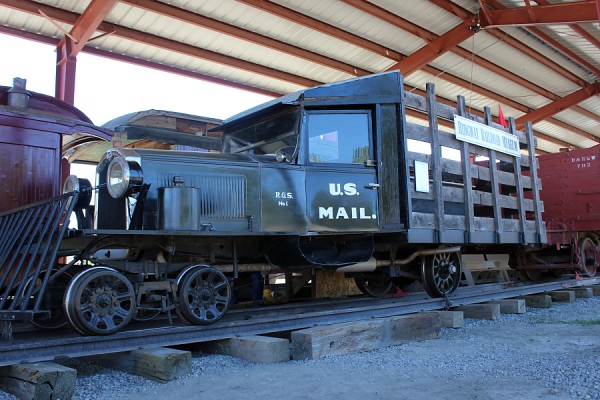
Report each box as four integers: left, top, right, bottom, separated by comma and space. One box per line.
55, 38, 77, 105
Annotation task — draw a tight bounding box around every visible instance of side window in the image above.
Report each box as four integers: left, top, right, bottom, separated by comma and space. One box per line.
307, 111, 371, 164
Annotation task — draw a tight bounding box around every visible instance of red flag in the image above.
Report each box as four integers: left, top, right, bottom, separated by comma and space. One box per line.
498, 105, 507, 128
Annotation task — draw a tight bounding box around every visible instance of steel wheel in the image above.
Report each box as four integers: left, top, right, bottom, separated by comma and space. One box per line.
578, 237, 598, 277
550, 269, 565, 278
421, 251, 461, 298
524, 269, 542, 281
354, 272, 393, 297
64, 266, 135, 335
177, 266, 231, 325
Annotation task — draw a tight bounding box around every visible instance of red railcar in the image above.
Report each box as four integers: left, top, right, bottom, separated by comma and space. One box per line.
519, 145, 600, 278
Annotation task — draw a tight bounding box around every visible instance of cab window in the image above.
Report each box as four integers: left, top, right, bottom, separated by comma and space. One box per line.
307, 111, 371, 164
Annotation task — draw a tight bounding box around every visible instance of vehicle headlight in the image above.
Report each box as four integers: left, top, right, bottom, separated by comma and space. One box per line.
63, 175, 92, 209
106, 157, 143, 199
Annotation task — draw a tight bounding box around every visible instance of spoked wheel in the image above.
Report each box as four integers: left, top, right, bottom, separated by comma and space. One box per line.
176, 265, 231, 325
64, 266, 135, 335
354, 272, 393, 297
524, 269, 542, 281
28, 269, 73, 329
578, 237, 598, 277
550, 269, 565, 278
421, 251, 461, 298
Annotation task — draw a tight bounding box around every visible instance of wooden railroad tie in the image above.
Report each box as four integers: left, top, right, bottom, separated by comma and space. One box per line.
0, 362, 76, 400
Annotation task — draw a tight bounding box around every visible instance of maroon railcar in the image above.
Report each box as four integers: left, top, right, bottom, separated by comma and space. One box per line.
528, 145, 600, 277
0, 78, 112, 325
0, 78, 111, 213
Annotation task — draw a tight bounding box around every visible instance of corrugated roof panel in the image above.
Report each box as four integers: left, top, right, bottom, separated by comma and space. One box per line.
165, 0, 395, 74
103, 6, 357, 88
40, 0, 88, 13
273, 0, 457, 58
448, 0, 480, 13
0, 8, 68, 39
538, 24, 600, 75
372, 0, 464, 37
501, 27, 597, 84
533, 120, 599, 149
553, 108, 600, 138
578, 96, 600, 121
88, 35, 305, 95
535, 137, 567, 154
427, 52, 546, 112
109, 3, 152, 29
457, 31, 583, 98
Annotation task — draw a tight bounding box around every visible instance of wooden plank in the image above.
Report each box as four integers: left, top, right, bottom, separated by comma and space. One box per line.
545, 290, 575, 303
94, 347, 191, 383
525, 121, 545, 242
483, 107, 503, 243
452, 303, 500, 320
199, 336, 290, 363
384, 313, 440, 345
457, 95, 475, 242
292, 319, 385, 360
516, 294, 552, 308
291, 313, 441, 360
425, 82, 444, 242
567, 288, 593, 298
486, 299, 526, 314
436, 311, 464, 328
0, 362, 76, 400
508, 119, 527, 242
398, 78, 413, 230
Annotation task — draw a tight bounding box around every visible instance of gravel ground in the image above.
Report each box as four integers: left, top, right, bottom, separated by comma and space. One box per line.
1, 295, 600, 400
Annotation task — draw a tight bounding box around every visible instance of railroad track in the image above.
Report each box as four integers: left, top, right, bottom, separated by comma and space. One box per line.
0, 276, 595, 367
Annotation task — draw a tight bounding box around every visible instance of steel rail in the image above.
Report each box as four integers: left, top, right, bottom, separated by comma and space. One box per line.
0, 276, 595, 367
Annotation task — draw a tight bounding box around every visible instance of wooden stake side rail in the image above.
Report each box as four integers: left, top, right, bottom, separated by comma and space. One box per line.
402, 86, 546, 245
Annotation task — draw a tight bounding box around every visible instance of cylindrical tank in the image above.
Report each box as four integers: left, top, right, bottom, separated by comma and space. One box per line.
157, 176, 200, 230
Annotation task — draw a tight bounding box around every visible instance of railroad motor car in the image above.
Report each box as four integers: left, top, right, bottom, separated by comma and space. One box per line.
1, 71, 549, 335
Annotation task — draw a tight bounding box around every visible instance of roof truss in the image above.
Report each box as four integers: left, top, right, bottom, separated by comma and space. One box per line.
0, 0, 598, 151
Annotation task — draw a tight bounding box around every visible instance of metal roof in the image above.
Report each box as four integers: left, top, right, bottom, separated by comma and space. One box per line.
0, 0, 598, 154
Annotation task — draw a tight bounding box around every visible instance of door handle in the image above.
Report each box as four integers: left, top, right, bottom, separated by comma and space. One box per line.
365, 183, 380, 190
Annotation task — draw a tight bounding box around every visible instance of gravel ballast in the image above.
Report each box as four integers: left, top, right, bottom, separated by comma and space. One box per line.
1, 295, 600, 400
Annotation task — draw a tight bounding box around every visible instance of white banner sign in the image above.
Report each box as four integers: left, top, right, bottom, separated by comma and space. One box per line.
453, 115, 521, 157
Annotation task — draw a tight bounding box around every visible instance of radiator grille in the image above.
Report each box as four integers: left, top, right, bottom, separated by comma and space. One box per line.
158, 173, 246, 219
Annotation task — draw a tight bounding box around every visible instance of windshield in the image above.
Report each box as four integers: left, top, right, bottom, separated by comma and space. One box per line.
222, 111, 300, 156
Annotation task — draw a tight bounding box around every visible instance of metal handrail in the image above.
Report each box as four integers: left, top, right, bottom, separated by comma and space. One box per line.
0, 192, 78, 320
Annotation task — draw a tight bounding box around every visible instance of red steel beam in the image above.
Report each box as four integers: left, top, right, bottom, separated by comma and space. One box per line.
515, 82, 600, 129
485, 0, 600, 86
437, 0, 600, 126
407, 0, 589, 91
481, 1, 598, 27
55, 0, 118, 103
387, 21, 475, 75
